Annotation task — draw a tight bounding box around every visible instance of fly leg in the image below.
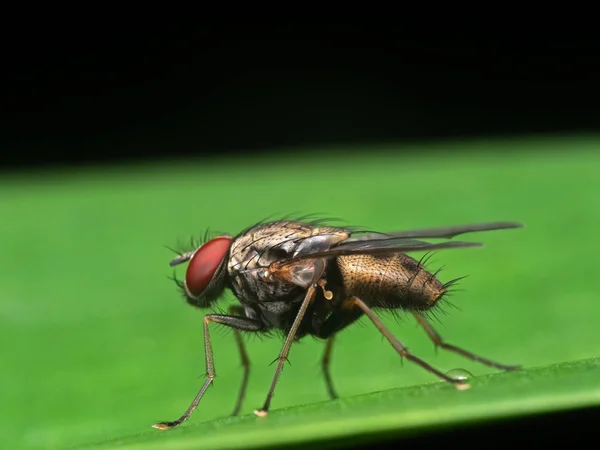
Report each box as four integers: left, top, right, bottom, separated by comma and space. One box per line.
229, 306, 252, 416
348, 296, 469, 389
316, 307, 364, 399
412, 311, 520, 371
253, 284, 317, 417
153, 312, 265, 430
321, 336, 338, 399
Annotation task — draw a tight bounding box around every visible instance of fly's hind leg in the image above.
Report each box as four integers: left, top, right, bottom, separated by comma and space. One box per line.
412, 311, 520, 371
347, 296, 469, 389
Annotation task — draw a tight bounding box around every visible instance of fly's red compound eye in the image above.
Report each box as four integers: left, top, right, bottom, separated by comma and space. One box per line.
185, 236, 232, 297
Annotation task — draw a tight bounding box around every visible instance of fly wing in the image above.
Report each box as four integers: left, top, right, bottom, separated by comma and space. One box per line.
276, 221, 523, 267
278, 239, 483, 266
345, 221, 524, 242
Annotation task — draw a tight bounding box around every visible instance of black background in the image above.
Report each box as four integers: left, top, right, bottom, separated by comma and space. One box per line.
2, 27, 599, 174
3, 24, 599, 446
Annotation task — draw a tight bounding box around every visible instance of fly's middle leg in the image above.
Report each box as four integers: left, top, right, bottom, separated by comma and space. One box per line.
321, 336, 338, 399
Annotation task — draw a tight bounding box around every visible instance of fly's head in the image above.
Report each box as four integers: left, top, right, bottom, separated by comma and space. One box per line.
170, 234, 233, 308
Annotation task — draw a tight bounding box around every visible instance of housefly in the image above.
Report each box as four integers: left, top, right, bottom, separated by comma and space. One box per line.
153, 218, 524, 429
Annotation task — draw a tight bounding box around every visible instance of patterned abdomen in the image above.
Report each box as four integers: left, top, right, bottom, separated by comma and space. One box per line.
336, 253, 446, 311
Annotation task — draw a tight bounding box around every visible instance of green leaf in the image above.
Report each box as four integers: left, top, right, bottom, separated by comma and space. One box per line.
86, 357, 600, 450
3, 135, 600, 449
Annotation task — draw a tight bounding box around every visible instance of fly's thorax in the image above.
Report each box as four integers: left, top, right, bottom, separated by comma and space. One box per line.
336, 253, 446, 310
226, 220, 350, 305
228, 221, 349, 274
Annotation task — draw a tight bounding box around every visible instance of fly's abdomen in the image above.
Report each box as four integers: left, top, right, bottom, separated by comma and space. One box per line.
336, 254, 446, 311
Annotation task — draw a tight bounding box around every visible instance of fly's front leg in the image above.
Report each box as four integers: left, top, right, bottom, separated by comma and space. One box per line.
153, 311, 265, 430
229, 305, 252, 416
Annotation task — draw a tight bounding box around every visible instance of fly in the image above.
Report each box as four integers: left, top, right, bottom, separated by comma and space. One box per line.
153, 218, 524, 429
